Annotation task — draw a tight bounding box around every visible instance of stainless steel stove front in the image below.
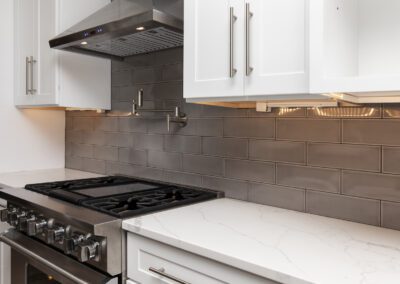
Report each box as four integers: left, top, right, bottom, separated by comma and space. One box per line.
2, 230, 118, 284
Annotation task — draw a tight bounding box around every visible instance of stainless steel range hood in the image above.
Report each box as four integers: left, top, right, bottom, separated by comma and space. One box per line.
49, 0, 183, 61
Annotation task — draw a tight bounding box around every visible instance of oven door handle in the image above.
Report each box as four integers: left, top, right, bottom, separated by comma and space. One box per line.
0, 230, 117, 284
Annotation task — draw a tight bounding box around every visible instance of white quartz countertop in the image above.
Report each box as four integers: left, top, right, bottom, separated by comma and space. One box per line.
123, 198, 400, 284
0, 168, 102, 188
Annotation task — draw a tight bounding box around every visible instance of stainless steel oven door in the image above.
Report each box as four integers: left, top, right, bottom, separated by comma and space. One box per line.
0, 229, 118, 284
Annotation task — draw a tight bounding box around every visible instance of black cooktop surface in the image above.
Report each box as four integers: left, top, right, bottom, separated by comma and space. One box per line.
25, 176, 218, 218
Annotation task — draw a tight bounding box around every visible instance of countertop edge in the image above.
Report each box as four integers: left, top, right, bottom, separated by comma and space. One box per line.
122, 221, 312, 284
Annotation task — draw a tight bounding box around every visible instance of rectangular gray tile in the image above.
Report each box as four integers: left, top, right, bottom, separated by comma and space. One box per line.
118, 148, 147, 166
119, 117, 147, 133
93, 117, 119, 132
306, 191, 380, 226
153, 82, 183, 100
308, 143, 381, 172
73, 117, 93, 131
202, 137, 248, 158
277, 164, 340, 193
82, 158, 106, 174
196, 119, 223, 137
112, 70, 132, 86
224, 118, 275, 138
93, 146, 118, 162
249, 140, 306, 164
182, 155, 223, 176
277, 119, 340, 142
248, 183, 305, 212
343, 120, 400, 146
132, 67, 162, 84
148, 151, 182, 171
162, 171, 203, 188
106, 162, 164, 180
81, 131, 106, 146
105, 132, 133, 147
162, 63, 183, 81
202, 176, 248, 200
65, 156, 83, 170
342, 171, 400, 202
165, 135, 201, 154
383, 147, 400, 174
72, 144, 93, 158
133, 134, 164, 150
381, 201, 400, 231
225, 159, 275, 183
66, 131, 82, 143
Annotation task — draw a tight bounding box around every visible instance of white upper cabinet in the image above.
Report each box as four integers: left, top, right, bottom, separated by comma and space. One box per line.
310, 0, 400, 101
184, 0, 245, 100
14, 0, 111, 109
184, 0, 312, 102
245, 0, 309, 96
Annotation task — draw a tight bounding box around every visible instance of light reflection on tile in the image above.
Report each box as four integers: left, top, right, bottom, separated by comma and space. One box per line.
308, 106, 381, 118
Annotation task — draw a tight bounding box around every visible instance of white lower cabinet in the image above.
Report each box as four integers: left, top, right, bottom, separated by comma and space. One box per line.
127, 233, 278, 284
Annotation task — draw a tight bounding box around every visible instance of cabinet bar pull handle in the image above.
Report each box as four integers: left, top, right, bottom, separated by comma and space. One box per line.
229, 7, 237, 78
26, 57, 30, 95
245, 3, 253, 76
29, 56, 36, 94
149, 267, 191, 284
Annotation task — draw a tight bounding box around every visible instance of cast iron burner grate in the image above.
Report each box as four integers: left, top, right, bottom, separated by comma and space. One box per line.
82, 187, 216, 218
25, 176, 137, 195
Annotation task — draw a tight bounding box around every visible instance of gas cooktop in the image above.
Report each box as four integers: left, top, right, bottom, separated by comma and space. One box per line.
25, 176, 219, 218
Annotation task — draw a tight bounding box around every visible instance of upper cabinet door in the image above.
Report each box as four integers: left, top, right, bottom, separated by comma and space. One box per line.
14, 0, 57, 106
184, 0, 245, 100
245, 0, 309, 96
14, 0, 111, 109
310, 0, 400, 96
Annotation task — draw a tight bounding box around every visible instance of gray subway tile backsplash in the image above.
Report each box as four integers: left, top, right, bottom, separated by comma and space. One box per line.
225, 159, 275, 184
343, 119, 400, 146
224, 118, 275, 138
277, 119, 341, 142
342, 170, 400, 202
202, 137, 248, 158
65, 48, 400, 230
308, 143, 381, 172
248, 183, 305, 212
249, 140, 306, 164
276, 164, 340, 193
306, 191, 381, 226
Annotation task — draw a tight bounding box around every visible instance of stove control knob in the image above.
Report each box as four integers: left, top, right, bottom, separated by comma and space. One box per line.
77, 240, 99, 263
9, 210, 27, 227
0, 208, 10, 222
18, 214, 36, 232
64, 234, 84, 255
27, 219, 47, 236
44, 226, 65, 245
1, 207, 17, 224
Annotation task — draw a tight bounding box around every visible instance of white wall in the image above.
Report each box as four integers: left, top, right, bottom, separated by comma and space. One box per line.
0, 0, 65, 173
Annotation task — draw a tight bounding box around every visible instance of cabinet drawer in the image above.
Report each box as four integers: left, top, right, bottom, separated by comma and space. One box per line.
127, 233, 279, 284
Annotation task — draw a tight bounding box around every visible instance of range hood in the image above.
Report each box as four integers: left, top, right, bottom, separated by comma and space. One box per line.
49, 0, 183, 61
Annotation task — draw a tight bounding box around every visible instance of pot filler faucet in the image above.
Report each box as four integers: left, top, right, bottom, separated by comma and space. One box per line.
132, 89, 188, 132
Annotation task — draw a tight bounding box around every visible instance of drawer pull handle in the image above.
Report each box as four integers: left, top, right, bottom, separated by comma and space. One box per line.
149, 267, 190, 284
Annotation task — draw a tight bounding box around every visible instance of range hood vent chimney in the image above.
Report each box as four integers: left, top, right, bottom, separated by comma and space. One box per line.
49, 0, 183, 61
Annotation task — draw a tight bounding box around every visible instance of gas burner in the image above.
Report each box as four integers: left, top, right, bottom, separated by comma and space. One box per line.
82, 187, 216, 218
25, 176, 137, 195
